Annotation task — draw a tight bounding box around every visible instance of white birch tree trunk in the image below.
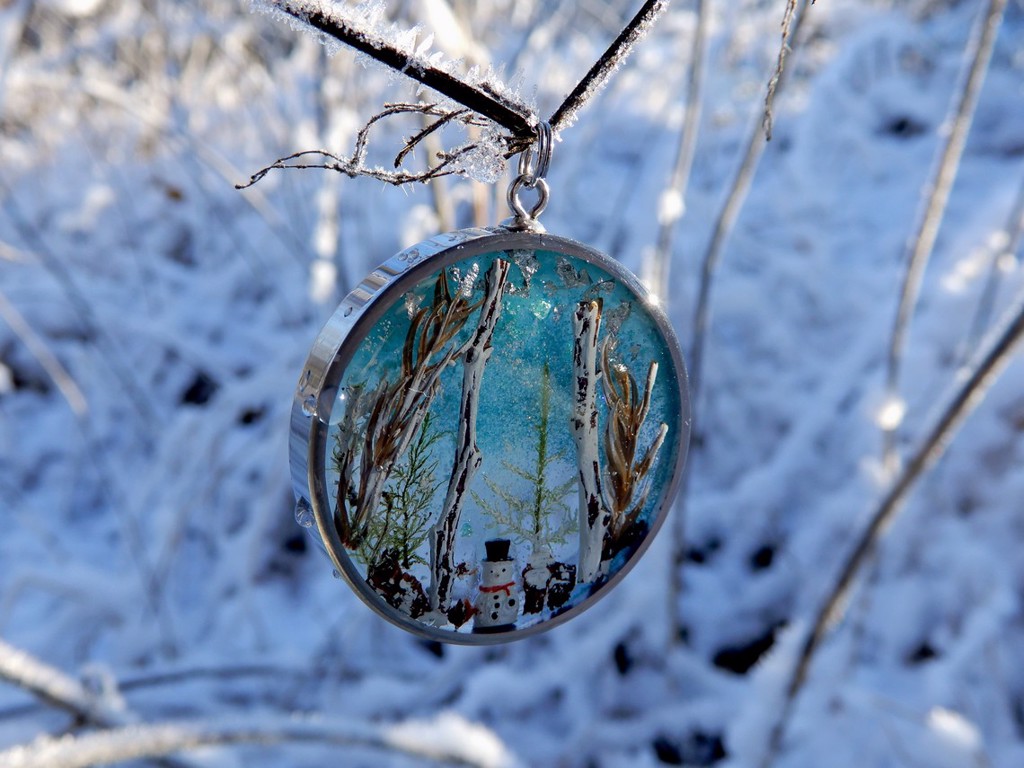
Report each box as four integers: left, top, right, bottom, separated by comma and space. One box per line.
430, 259, 511, 612
572, 299, 607, 584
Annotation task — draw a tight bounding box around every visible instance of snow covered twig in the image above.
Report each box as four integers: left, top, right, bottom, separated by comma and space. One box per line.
0, 713, 519, 768
758, 281, 1024, 768
262, 0, 534, 137
882, 0, 1007, 469
0, 639, 129, 729
0, 174, 156, 425
0, 290, 87, 416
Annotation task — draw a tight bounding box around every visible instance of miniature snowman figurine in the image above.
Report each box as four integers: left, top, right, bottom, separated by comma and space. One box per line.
473, 539, 520, 633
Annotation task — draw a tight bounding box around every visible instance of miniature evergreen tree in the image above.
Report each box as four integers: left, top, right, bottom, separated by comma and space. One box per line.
351, 412, 445, 570
474, 362, 576, 555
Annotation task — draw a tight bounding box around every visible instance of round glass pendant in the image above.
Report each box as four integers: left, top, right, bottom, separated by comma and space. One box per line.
291, 227, 690, 643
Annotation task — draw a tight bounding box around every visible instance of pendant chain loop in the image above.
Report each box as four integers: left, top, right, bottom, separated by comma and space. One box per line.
506, 122, 553, 231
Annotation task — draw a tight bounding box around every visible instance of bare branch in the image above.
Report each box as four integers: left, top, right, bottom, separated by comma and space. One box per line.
236, 103, 492, 188
758, 281, 1024, 768
762, 0, 802, 140
882, 0, 1007, 470
668, 0, 811, 647
643, 0, 708, 301
688, 0, 811, 422
961, 173, 1024, 360
549, 0, 672, 132
394, 108, 473, 167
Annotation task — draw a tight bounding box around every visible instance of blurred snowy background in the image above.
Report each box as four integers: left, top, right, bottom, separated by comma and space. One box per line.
2, 0, 1024, 766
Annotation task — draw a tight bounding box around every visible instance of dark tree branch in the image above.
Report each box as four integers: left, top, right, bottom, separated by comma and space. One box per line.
272, 1, 536, 138
548, 0, 672, 131
758, 280, 1024, 768
243, 0, 674, 188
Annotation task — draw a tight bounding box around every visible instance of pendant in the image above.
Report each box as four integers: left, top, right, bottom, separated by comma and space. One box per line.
290, 127, 690, 643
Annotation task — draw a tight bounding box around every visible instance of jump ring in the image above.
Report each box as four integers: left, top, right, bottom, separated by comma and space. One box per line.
517, 122, 553, 182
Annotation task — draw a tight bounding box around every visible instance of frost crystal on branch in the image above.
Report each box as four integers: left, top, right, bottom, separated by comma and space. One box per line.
243, 0, 672, 187
253, 0, 535, 133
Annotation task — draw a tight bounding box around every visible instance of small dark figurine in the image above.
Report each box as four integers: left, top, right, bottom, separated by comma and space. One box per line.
522, 559, 549, 614
366, 549, 429, 619
545, 561, 577, 610
446, 597, 476, 628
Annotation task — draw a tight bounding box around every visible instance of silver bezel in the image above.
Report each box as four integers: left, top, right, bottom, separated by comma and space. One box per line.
290, 226, 691, 644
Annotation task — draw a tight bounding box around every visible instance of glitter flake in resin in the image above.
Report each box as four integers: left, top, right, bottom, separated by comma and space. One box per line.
291, 228, 690, 643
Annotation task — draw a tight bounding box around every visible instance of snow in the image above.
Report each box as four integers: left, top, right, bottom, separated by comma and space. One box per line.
2, 0, 1024, 767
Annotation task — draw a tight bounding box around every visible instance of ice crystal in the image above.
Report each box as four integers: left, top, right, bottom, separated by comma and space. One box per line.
253, 1, 535, 184
251, 0, 344, 56
450, 130, 507, 184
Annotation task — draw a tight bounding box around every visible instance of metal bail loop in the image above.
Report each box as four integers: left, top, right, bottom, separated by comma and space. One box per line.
505, 122, 553, 231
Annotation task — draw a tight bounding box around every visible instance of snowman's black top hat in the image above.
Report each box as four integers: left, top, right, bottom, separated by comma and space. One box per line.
483, 539, 511, 562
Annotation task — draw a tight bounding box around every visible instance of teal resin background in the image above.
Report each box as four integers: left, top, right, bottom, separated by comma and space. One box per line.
324, 247, 683, 634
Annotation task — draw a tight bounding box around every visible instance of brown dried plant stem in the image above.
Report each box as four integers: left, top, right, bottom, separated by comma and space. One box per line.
334, 271, 480, 545
758, 286, 1024, 768
762, 0, 801, 141
882, 0, 1007, 470
600, 342, 667, 552
237, 103, 489, 188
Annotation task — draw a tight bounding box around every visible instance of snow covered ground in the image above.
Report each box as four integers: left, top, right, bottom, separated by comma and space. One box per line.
2, 0, 1024, 766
